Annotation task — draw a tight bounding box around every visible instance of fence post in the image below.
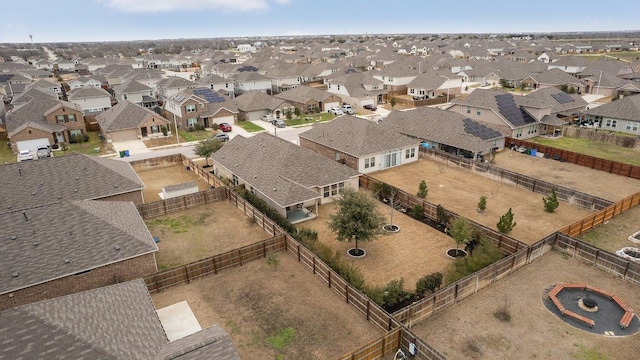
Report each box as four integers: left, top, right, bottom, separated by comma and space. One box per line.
312, 257, 316, 275
345, 284, 349, 304
212, 257, 217, 274
366, 300, 370, 321
185, 265, 190, 283
297, 244, 301, 262
263, 241, 267, 258
328, 271, 331, 288
623, 262, 631, 279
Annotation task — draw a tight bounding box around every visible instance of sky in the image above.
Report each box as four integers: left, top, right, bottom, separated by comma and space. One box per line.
2, 0, 639, 43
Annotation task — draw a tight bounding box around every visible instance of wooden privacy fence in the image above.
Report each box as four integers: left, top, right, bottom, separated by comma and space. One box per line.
553, 233, 640, 285
559, 192, 640, 237
506, 137, 640, 180
474, 161, 613, 210
136, 187, 228, 219
359, 175, 527, 255
144, 234, 287, 293
181, 154, 227, 188
337, 326, 447, 360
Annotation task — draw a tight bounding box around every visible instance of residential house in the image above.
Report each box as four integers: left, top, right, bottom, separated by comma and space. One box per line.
547, 56, 587, 75
583, 94, 640, 136
265, 63, 308, 93
406, 70, 462, 101
211, 132, 360, 223
232, 71, 272, 96
156, 76, 195, 102
370, 60, 419, 93
5, 98, 86, 152
299, 115, 421, 174
67, 76, 103, 89
197, 74, 235, 96
0, 279, 241, 359
112, 80, 154, 107
521, 68, 585, 92
67, 86, 112, 115
447, 89, 540, 140
380, 107, 506, 160
326, 72, 385, 108
274, 85, 342, 113
0, 154, 151, 310
234, 91, 293, 121
516, 87, 588, 134
163, 88, 238, 130
27, 79, 64, 100
10, 87, 58, 108
96, 100, 171, 142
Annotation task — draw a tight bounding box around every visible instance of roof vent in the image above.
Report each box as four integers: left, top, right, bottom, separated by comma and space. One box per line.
40, 181, 44, 185
273, 188, 277, 191
64, 258, 70, 264
12, 272, 19, 278
115, 245, 121, 250
57, 195, 62, 199
75, 176, 79, 180
7, 205, 11, 209
32, 191, 36, 196
33, 242, 39, 247
22, 212, 28, 222
114, 184, 119, 188
253, 175, 257, 178
74, 189, 78, 192
10, 235, 17, 240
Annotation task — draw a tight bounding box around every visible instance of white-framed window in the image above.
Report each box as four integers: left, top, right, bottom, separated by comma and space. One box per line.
516, 128, 523, 137
466, 106, 471, 114
625, 122, 638, 131
323, 186, 330, 198
338, 182, 344, 194
410, 89, 415, 94
67, 114, 76, 122
477, 108, 481, 115
123, 94, 128, 100
187, 118, 198, 127
605, 119, 617, 128
186, 104, 197, 113
57, 115, 65, 123
331, 184, 338, 196
405, 148, 416, 159
364, 157, 375, 168
70, 129, 82, 136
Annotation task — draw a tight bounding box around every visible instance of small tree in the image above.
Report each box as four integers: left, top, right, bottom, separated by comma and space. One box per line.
417, 180, 428, 198
411, 204, 424, 220
328, 189, 385, 254
415, 272, 443, 297
450, 217, 472, 252
285, 109, 293, 120
477, 195, 487, 212
497, 208, 516, 234
294, 107, 301, 117
194, 138, 224, 166
390, 97, 396, 110
543, 189, 559, 213
436, 204, 450, 228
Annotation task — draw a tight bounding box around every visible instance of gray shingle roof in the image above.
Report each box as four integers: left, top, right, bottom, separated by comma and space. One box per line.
113, 80, 152, 94
155, 325, 240, 360
299, 115, 420, 158
0, 199, 157, 294
234, 90, 287, 112
67, 86, 111, 100
274, 85, 337, 104
0, 153, 144, 213
451, 89, 537, 128
212, 133, 359, 207
5, 98, 82, 134
516, 87, 587, 115
96, 100, 170, 131
584, 93, 640, 121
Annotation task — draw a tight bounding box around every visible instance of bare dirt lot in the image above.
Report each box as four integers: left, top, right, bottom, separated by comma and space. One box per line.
493, 151, 640, 201
371, 158, 593, 244
578, 205, 640, 253
136, 164, 211, 203
411, 250, 640, 360
151, 252, 383, 360
299, 200, 456, 291
146, 202, 272, 270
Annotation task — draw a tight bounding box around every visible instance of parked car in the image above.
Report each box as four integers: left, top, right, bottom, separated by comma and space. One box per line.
218, 122, 232, 132
329, 108, 344, 115
340, 104, 355, 114
261, 114, 274, 122
270, 119, 286, 128
37, 146, 51, 159
18, 150, 33, 161
213, 133, 229, 142
363, 104, 377, 111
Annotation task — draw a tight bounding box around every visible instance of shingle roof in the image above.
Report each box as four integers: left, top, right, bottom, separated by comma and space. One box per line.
380, 107, 505, 153
451, 89, 537, 128
516, 87, 587, 115
0, 153, 144, 213
211, 133, 359, 207
583, 93, 640, 121
234, 91, 287, 112
299, 115, 420, 158
155, 325, 240, 360
0, 200, 157, 294
113, 79, 152, 94
96, 100, 170, 131
274, 85, 337, 104
67, 86, 111, 99
5, 98, 82, 134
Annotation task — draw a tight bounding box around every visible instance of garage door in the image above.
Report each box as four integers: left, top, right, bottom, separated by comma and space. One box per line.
213, 115, 235, 125
109, 129, 138, 142
324, 102, 340, 112
16, 138, 50, 152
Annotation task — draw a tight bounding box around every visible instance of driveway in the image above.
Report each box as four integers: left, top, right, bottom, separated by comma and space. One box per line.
111, 139, 151, 156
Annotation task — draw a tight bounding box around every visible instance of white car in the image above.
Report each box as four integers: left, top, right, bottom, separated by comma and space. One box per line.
329, 108, 344, 115
261, 114, 274, 122
18, 150, 33, 161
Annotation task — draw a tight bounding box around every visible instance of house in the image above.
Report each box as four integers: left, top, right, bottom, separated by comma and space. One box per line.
582, 94, 640, 136
326, 72, 385, 108
274, 85, 342, 113
233, 91, 293, 121
5, 98, 86, 153
96, 100, 171, 142
0, 154, 151, 310
406, 71, 462, 101
379, 107, 506, 160
516, 87, 588, 134
67, 76, 103, 89
447, 89, 540, 140
197, 74, 235, 96
547, 56, 587, 75
0, 279, 240, 359
210, 132, 360, 223
156, 76, 195, 102
521, 68, 585, 92
299, 115, 421, 174
10, 86, 58, 107
163, 88, 238, 130
67, 86, 112, 115
370, 60, 419, 92
112, 79, 153, 106
232, 71, 272, 96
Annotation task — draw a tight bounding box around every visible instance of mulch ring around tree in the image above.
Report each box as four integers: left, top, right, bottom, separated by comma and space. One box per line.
542, 285, 640, 336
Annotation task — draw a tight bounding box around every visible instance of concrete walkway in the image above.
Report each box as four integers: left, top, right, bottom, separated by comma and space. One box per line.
156, 301, 203, 342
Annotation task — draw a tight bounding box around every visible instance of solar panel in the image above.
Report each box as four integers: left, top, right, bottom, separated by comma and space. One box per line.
463, 118, 503, 140
193, 88, 226, 103
495, 94, 536, 127
550, 92, 574, 104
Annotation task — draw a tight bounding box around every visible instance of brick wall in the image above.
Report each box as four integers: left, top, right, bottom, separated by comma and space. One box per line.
9, 127, 55, 153
0, 253, 157, 311
299, 137, 359, 171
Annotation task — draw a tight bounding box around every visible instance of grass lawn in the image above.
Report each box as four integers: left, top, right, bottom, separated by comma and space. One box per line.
285, 113, 336, 126
179, 128, 215, 142
530, 136, 640, 166
0, 141, 16, 164
577, 205, 640, 253
237, 121, 264, 132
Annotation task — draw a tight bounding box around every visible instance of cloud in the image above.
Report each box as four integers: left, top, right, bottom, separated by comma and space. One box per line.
100, 0, 270, 13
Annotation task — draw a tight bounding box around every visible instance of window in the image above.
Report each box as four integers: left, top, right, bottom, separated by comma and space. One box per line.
625, 122, 638, 131
123, 94, 128, 100
232, 174, 239, 186
70, 129, 82, 136
605, 119, 617, 128
151, 125, 160, 133
57, 115, 65, 123
186, 104, 196, 113
477, 108, 481, 115
516, 128, 523, 137
410, 89, 415, 94
389, 77, 393, 82
323, 186, 330, 198
225, 83, 229, 88
364, 157, 375, 169
331, 184, 338, 196
187, 118, 198, 128
338, 182, 344, 194
405, 148, 416, 159
250, 186, 255, 194
67, 114, 76, 122
337, 85, 340, 91
466, 106, 471, 114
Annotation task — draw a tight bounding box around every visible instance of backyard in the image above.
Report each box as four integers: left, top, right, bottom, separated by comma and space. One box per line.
578, 205, 640, 253
411, 250, 640, 360
371, 158, 593, 244
135, 164, 211, 203
151, 252, 384, 360
146, 201, 272, 270
530, 136, 640, 167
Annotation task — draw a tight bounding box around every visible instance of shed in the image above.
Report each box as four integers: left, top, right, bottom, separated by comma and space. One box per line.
160, 181, 198, 200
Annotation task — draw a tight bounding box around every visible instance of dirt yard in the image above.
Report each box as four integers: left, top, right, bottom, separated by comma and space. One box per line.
493, 151, 640, 201
151, 252, 383, 360
298, 200, 456, 292
578, 205, 640, 253
411, 250, 640, 360
136, 164, 211, 203
146, 202, 272, 270
371, 159, 594, 244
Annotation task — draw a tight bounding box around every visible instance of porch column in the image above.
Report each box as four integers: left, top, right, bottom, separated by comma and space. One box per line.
315, 198, 319, 215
